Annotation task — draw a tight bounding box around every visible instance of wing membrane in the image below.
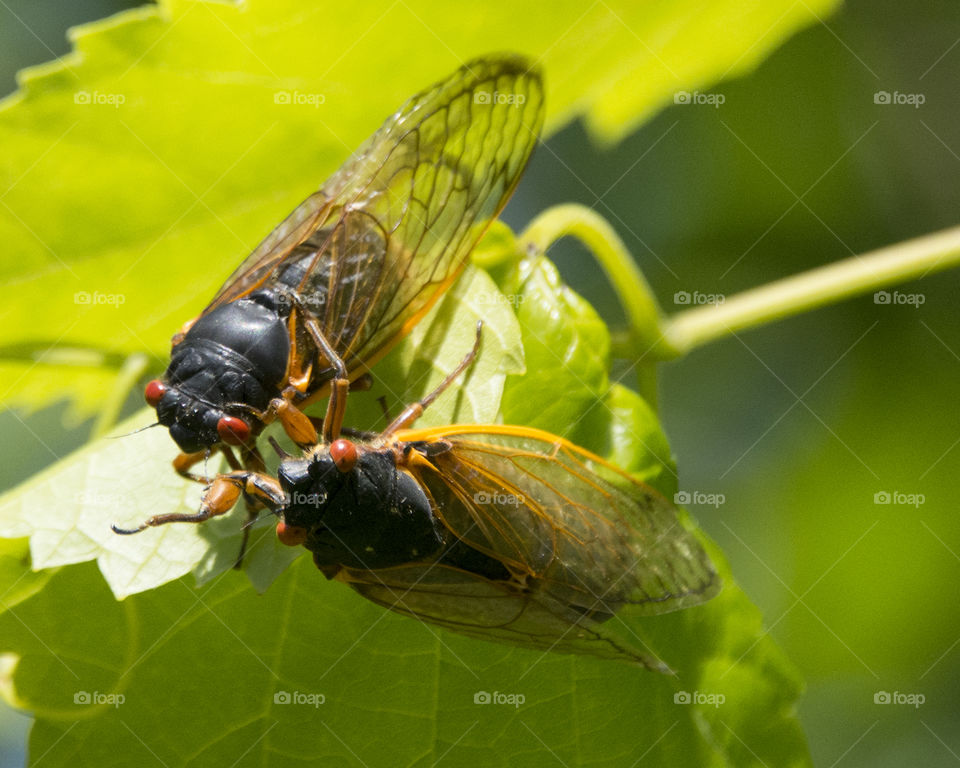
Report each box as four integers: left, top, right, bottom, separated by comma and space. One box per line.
400, 425, 720, 618
337, 563, 667, 669
208, 55, 544, 376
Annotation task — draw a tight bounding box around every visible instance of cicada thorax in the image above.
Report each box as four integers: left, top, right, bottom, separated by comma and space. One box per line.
155, 293, 292, 453
276, 440, 514, 582
152, 221, 388, 455
277, 446, 443, 570
265, 218, 385, 392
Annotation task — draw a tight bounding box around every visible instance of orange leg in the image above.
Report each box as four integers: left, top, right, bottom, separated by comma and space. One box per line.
382, 321, 482, 437
172, 445, 243, 483
299, 314, 350, 444
112, 471, 284, 535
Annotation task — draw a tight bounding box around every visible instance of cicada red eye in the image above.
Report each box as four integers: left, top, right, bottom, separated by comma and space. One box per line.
217, 416, 250, 445
144, 380, 167, 408
329, 439, 358, 473
276, 521, 308, 547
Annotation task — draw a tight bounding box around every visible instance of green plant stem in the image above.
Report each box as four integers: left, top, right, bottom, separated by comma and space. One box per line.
519, 204, 664, 405
660, 225, 960, 356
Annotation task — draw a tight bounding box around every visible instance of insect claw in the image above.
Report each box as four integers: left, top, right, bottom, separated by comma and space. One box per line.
268, 436, 291, 459
110, 522, 148, 535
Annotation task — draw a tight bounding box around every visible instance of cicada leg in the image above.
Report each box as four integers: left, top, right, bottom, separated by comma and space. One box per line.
381, 321, 483, 437
350, 373, 374, 392
172, 444, 243, 484
265, 393, 319, 447
259, 293, 352, 446
234, 442, 268, 568
119, 442, 276, 567
299, 313, 350, 443
111, 471, 284, 536
172, 450, 211, 483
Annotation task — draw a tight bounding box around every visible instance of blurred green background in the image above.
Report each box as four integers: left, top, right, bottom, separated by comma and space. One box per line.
2, 0, 959, 766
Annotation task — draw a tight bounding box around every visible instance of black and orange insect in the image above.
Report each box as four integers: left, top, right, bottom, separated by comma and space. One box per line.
139, 55, 544, 486
187, 327, 720, 667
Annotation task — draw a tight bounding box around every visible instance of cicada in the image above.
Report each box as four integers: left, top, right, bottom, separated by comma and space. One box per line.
195, 328, 721, 667
140, 54, 544, 483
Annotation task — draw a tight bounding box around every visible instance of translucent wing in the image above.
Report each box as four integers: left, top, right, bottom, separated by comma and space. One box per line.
207, 55, 544, 375
398, 425, 720, 619
336, 563, 669, 669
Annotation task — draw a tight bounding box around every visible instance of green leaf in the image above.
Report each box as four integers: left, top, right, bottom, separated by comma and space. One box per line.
0, 538, 53, 617
490, 241, 676, 496
343, 265, 525, 433
500, 253, 612, 436
0, 249, 810, 765
0, 0, 831, 764
0, 535, 807, 768
0, 0, 837, 417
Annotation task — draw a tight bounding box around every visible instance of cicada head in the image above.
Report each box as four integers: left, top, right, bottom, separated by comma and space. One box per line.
144, 375, 252, 454
276, 454, 336, 528
149, 296, 290, 454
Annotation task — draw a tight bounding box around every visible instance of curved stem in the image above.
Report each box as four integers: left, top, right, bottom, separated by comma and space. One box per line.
661, 225, 960, 356
519, 204, 664, 405
520, 204, 664, 351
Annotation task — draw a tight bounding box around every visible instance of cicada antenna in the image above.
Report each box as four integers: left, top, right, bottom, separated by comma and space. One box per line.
107, 422, 162, 439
